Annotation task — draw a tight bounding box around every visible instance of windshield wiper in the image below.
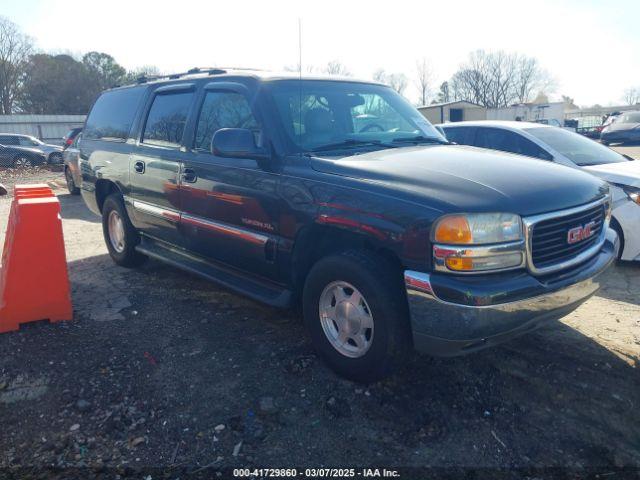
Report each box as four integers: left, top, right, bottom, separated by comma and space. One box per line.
391, 135, 449, 145
310, 139, 396, 153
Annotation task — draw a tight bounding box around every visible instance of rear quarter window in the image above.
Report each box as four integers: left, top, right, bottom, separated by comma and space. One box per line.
84, 87, 146, 141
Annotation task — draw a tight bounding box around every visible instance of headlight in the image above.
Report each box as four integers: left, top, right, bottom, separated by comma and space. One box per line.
622, 185, 640, 205
433, 213, 523, 245
432, 213, 525, 273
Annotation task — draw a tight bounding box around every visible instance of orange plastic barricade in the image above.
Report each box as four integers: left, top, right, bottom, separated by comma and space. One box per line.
0, 184, 72, 333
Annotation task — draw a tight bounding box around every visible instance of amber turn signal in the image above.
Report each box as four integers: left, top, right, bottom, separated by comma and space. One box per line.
433, 215, 473, 244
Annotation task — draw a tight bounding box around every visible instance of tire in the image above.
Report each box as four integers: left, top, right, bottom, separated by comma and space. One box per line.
13, 155, 32, 168
302, 250, 412, 383
101, 194, 147, 267
49, 152, 63, 165
65, 167, 80, 195
611, 219, 625, 261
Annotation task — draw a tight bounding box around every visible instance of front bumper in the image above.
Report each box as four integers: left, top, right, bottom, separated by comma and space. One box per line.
404, 228, 618, 356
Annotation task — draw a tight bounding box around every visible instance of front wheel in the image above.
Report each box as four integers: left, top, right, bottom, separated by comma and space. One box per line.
101, 194, 147, 267
303, 250, 412, 383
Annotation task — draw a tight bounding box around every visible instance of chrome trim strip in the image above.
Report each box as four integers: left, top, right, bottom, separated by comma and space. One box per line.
132, 200, 180, 222
181, 214, 269, 246
432, 240, 526, 274
523, 196, 611, 276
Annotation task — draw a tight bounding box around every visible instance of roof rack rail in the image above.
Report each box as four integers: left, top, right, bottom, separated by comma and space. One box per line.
130, 67, 229, 85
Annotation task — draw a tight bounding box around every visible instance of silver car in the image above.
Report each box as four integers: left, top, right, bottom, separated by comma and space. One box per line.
62, 133, 82, 194
0, 133, 64, 164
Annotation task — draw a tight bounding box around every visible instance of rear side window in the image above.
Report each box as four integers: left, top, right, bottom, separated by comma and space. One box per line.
142, 91, 194, 147
194, 91, 258, 151
442, 127, 473, 145
84, 87, 145, 141
475, 128, 551, 160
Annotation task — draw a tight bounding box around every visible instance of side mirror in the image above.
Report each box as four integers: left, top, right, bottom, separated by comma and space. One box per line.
211, 128, 270, 161
0, 183, 7, 196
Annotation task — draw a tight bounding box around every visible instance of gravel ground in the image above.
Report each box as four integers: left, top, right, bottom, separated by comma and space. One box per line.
0, 168, 639, 479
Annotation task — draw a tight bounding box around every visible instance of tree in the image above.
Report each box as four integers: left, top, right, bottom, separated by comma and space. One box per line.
20, 54, 101, 114
449, 50, 554, 108
82, 51, 126, 89
435, 81, 450, 104
0, 16, 33, 114
323, 60, 351, 76
373, 69, 408, 96
414, 58, 433, 106
622, 87, 640, 105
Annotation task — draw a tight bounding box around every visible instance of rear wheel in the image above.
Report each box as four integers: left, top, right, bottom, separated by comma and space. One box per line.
303, 250, 412, 383
13, 155, 32, 168
101, 194, 147, 267
65, 167, 80, 195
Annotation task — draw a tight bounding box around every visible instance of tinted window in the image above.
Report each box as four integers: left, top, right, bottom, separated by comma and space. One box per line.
0, 135, 18, 145
142, 91, 194, 147
525, 127, 627, 166
85, 87, 145, 141
442, 127, 473, 145
476, 128, 551, 160
194, 91, 258, 151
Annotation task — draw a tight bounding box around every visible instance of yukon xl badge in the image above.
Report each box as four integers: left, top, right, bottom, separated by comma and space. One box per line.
567, 221, 597, 245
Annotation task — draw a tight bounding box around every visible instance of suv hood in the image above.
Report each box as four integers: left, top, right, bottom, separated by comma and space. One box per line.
583, 160, 640, 188
310, 145, 608, 217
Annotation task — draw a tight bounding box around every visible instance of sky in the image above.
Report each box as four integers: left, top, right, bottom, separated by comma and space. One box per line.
2, 0, 639, 107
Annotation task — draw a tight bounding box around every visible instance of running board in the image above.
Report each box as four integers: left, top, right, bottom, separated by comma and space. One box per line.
135, 237, 292, 308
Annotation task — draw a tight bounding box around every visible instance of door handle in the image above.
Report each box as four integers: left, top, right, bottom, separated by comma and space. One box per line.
134, 161, 145, 173
182, 168, 197, 183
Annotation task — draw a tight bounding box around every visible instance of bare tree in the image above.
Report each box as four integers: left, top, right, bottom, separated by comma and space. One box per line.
0, 17, 33, 114
623, 87, 640, 105
449, 50, 554, 108
414, 58, 433, 106
323, 60, 351, 76
373, 69, 408, 96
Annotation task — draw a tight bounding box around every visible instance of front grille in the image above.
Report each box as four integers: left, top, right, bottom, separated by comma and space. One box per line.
531, 203, 605, 269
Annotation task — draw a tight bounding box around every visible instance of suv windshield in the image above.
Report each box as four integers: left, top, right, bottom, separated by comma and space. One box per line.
524, 127, 628, 166
268, 80, 446, 154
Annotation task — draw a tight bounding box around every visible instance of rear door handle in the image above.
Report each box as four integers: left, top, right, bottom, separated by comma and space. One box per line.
134, 161, 145, 173
182, 168, 197, 183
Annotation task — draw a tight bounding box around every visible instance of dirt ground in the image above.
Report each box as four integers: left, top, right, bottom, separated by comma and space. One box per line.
0, 167, 639, 479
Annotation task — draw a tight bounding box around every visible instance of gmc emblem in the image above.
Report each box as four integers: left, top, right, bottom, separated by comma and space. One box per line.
567, 221, 597, 244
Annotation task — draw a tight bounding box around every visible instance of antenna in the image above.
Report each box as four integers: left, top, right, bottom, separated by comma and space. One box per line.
298, 18, 303, 151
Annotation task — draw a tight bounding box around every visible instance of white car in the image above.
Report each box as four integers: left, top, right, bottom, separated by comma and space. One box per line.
441, 121, 640, 261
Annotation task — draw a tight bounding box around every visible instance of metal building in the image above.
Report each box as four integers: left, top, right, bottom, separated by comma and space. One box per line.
418, 101, 487, 125
0, 115, 85, 145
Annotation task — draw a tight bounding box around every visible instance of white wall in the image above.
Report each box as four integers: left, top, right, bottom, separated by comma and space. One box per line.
487, 103, 567, 124
0, 115, 86, 145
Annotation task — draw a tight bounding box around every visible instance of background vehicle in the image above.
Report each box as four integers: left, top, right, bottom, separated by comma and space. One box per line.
0, 143, 47, 167
63, 133, 82, 194
79, 70, 616, 382
441, 120, 640, 261
62, 127, 83, 150
0, 133, 63, 164
601, 111, 640, 145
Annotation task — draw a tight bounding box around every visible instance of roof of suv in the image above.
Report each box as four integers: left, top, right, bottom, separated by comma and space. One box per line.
112, 68, 383, 91
440, 120, 554, 131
